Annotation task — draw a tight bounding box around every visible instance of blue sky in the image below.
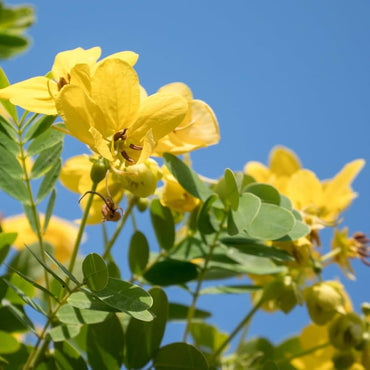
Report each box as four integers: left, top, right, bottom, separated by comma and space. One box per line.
1, 0, 369, 348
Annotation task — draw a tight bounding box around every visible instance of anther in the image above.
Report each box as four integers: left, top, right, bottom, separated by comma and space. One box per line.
121, 150, 135, 163
114, 128, 128, 141
57, 77, 68, 90
129, 143, 143, 151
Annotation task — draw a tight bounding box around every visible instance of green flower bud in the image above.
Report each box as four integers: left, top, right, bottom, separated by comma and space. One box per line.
329, 313, 364, 350
90, 157, 109, 184
304, 282, 346, 325
114, 159, 162, 198
136, 198, 149, 212
263, 276, 299, 314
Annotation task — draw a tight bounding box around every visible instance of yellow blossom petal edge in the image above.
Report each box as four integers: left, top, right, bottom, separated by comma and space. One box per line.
269, 146, 301, 176
52, 46, 101, 81
0, 76, 58, 115
158, 82, 193, 101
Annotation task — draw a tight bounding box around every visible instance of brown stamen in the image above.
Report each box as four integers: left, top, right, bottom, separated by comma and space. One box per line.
121, 150, 135, 163
57, 77, 68, 90
129, 143, 143, 151
114, 128, 128, 141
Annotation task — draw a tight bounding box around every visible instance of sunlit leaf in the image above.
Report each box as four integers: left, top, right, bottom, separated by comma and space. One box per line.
24, 115, 57, 142
125, 287, 168, 369
153, 342, 208, 370
48, 324, 81, 342
197, 194, 218, 235
200, 285, 262, 295
0, 330, 20, 354
82, 253, 108, 291
43, 188, 56, 233
190, 322, 228, 355
245, 183, 281, 205
54, 341, 88, 370
27, 127, 64, 156
57, 304, 109, 325
0, 145, 23, 179
150, 199, 175, 250
30, 142, 63, 179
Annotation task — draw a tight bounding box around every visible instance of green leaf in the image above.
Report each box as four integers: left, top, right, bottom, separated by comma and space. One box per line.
153, 342, 208, 370
2, 303, 36, 335
221, 238, 294, 261
87, 314, 124, 370
43, 249, 81, 286
125, 287, 168, 369
200, 285, 262, 295
237, 337, 275, 369
0, 67, 17, 122
0, 232, 17, 265
48, 324, 81, 342
43, 188, 56, 233
0, 129, 18, 155
224, 168, 239, 211
82, 253, 108, 291
245, 203, 295, 240
0, 33, 28, 60
0, 172, 29, 204
30, 142, 63, 179
163, 153, 214, 201
150, 199, 175, 250
280, 195, 293, 210
190, 322, 228, 355
168, 303, 211, 321
128, 231, 149, 276
0, 145, 23, 179
0, 114, 17, 140
0, 344, 31, 370
144, 259, 198, 286
68, 278, 154, 321
0, 305, 27, 333
276, 221, 310, 242
169, 237, 209, 261
36, 159, 61, 203
57, 304, 110, 325
0, 330, 20, 354
24, 115, 57, 142
3, 273, 35, 305
197, 194, 218, 235
54, 341, 88, 370
22, 204, 39, 234
245, 183, 281, 205
227, 192, 261, 235
27, 127, 64, 156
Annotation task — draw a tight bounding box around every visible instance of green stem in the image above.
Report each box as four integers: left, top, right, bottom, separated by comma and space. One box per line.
23, 286, 80, 369
16, 120, 52, 312
67, 182, 98, 275
321, 247, 341, 262
211, 295, 265, 362
102, 196, 137, 260
182, 212, 227, 342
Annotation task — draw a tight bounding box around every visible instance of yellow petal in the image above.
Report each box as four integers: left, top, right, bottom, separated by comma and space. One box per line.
56, 85, 105, 149
158, 82, 193, 101
0, 76, 58, 115
60, 155, 92, 193
154, 100, 219, 155
91, 59, 140, 135
140, 85, 148, 101
52, 47, 101, 81
137, 129, 155, 164
2, 214, 79, 262
69, 63, 92, 93
97, 51, 139, 68
244, 161, 271, 182
89, 127, 114, 161
286, 169, 323, 211
269, 146, 301, 176
321, 159, 365, 219
129, 93, 188, 144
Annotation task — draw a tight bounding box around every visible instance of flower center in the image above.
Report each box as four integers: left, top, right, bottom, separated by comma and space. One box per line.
113, 128, 143, 164
57, 73, 71, 91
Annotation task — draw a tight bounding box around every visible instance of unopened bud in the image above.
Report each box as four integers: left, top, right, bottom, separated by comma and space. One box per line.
90, 157, 109, 184
136, 198, 149, 212
329, 313, 364, 350
332, 350, 355, 369
304, 282, 346, 325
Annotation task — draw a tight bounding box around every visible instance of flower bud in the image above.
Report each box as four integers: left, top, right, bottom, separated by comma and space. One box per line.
90, 157, 109, 184
136, 197, 149, 212
332, 350, 355, 369
114, 159, 162, 198
263, 276, 299, 314
304, 282, 346, 325
329, 313, 364, 350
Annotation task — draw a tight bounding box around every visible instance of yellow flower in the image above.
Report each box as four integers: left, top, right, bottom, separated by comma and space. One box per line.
0, 47, 138, 115
244, 146, 365, 226
160, 165, 200, 212
60, 155, 124, 224
153, 82, 220, 155
291, 324, 335, 370
1, 214, 79, 262
56, 59, 188, 164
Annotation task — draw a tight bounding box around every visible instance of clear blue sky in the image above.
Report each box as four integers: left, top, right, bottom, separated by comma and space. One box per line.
2, 0, 369, 348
